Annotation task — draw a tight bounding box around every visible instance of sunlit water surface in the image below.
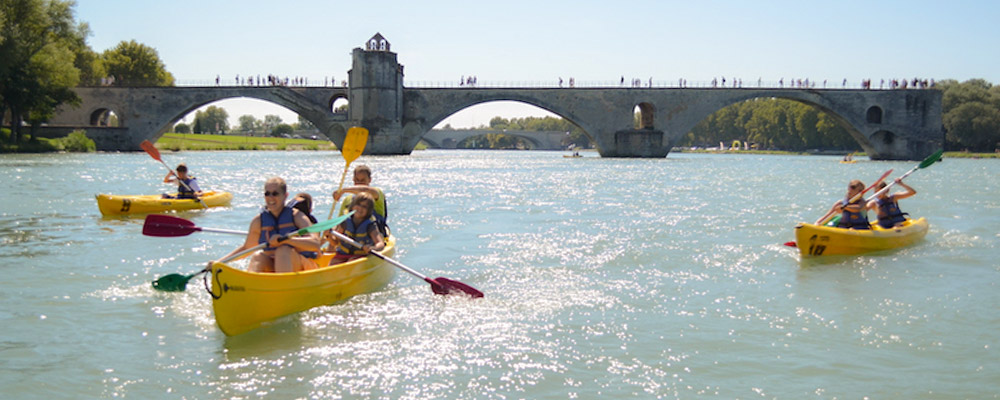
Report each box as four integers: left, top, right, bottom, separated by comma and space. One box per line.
1, 150, 997, 399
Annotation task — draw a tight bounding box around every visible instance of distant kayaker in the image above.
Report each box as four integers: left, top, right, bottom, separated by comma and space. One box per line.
222, 177, 321, 273
327, 192, 385, 264
818, 179, 871, 229
162, 163, 202, 199
333, 164, 389, 236
867, 178, 916, 228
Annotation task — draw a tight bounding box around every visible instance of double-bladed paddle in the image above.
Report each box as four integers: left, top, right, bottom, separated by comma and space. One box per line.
864, 149, 943, 203
814, 168, 894, 226
326, 230, 484, 298
150, 213, 352, 291
327, 127, 369, 219
140, 140, 207, 209
785, 150, 943, 247
147, 214, 483, 297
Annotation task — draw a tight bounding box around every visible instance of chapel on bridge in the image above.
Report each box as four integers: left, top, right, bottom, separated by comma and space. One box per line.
366, 33, 390, 52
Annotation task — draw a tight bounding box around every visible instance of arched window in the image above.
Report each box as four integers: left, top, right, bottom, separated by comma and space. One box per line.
866, 106, 883, 124
369, 39, 377, 50
379, 39, 387, 51
634, 102, 655, 130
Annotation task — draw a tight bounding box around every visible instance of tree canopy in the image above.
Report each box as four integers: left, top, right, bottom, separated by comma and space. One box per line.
101, 39, 174, 86
937, 79, 1000, 152
0, 0, 85, 143
677, 98, 861, 151
192, 106, 229, 134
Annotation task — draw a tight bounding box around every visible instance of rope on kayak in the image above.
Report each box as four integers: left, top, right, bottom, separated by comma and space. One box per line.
202, 266, 222, 299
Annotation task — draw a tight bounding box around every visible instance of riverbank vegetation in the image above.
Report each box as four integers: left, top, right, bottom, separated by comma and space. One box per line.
155, 133, 337, 151
1, 0, 173, 150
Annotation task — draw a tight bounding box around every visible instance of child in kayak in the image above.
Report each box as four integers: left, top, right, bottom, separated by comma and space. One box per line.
818, 179, 871, 229
162, 163, 202, 199
288, 192, 318, 224
867, 178, 917, 228
333, 165, 389, 236
327, 192, 385, 264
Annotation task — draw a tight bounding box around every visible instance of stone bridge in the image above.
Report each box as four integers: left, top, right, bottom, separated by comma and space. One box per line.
47, 42, 943, 160
421, 129, 569, 150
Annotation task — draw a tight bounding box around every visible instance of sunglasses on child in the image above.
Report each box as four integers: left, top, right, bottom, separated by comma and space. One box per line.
264, 191, 283, 197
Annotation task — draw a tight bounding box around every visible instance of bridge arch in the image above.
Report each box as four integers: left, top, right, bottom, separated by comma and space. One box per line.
413, 94, 596, 148
671, 90, 876, 153
89, 108, 120, 127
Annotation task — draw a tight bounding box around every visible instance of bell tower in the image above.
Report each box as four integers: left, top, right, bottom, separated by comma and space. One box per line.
348, 33, 405, 152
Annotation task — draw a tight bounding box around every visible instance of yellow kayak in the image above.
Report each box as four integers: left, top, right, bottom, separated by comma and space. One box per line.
208, 236, 397, 336
95, 191, 232, 216
794, 217, 928, 256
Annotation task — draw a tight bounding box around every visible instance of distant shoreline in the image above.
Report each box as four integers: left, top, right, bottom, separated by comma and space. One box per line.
153, 134, 997, 159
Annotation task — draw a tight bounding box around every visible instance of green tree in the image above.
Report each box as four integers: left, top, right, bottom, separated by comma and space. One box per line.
0, 0, 85, 143
192, 106, 228, 134
173, 122, 190, 133
64, 22, 104, 86
238, 114, 259, 133
263, 114, 282, 135
944, 102, 1000, 152
101, 40, 174, 86
273, 123, 293, 136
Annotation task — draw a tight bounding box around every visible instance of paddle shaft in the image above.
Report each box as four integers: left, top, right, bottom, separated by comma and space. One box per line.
327, 166, 351, 219
864, 163, 925, 202
327, 230, 430, 282
199, 227, 248, 235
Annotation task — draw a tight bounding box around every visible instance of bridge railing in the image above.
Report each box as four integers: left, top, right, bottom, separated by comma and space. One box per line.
170, 78, 934, 90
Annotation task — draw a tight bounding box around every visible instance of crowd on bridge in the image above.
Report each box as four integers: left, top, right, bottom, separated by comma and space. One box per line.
214, 75, 348, 87
177, 74, 937, 90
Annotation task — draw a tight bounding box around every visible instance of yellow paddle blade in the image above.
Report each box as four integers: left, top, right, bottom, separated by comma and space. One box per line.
341, 127, 369, 164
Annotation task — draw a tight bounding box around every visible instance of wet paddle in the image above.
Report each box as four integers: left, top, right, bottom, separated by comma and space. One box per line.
327, 230, 484, 298
140, 140, 207, 209
143, 214, 248, 237
327, 127, 369, 219
151, 213, 352, 292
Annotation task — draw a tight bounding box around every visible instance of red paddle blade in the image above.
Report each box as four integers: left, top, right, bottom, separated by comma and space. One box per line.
140, 140, 162, 161
143, 214, 199, 237
784, 241, 797, 247
428, 277, 484, 298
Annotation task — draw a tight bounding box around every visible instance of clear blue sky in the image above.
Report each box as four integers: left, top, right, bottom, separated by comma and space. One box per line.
76, 0, 1000, 128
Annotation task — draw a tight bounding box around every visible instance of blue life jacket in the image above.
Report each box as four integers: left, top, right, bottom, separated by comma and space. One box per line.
336, 216, 377, 256
875, 195, 908, 228
836, 198, 871, 230
177, 177, 197, 199
259, 206, 316, 258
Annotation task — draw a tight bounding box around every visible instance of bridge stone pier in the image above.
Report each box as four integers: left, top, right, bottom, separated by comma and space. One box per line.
48, 35, 943, 160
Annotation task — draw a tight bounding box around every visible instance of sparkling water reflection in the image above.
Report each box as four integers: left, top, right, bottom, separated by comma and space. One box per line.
0, 150, 998, 398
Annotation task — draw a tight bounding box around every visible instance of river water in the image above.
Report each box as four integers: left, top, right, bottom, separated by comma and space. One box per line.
1, 150, 997, 399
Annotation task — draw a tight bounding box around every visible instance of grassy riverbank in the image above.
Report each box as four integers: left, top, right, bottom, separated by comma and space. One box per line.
155, 133, 338, 151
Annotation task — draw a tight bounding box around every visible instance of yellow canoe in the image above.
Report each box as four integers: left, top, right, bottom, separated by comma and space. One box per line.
794, 217, 928, 256
208, 236, 397, 336
95, 191, 232, 216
